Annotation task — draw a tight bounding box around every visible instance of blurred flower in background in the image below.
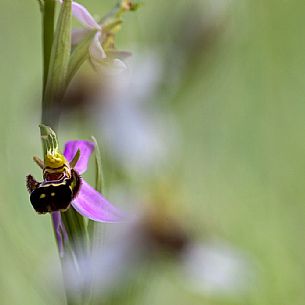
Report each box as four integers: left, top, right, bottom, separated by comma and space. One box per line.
95, 51, 180, 175
59, 0, 232, 179
62, 49, 180, 176
49, 202, 254, 302
61, 0, 137, 70
5, 0, 293, 304
182, 240, 253, 296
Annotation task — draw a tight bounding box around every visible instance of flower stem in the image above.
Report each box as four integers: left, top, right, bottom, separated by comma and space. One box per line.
42, 0, 72, 128
42, 0, 55, 95
40, 3, 84, 304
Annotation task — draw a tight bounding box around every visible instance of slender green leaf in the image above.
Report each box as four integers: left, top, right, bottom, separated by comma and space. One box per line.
87, 137, 104, 241
61, 208, 88, 260
92, 136, 103, 193
42, 0, 55, 92
66, 30, 96, 85
42, 0, 72, 126
37, 0, 44, 12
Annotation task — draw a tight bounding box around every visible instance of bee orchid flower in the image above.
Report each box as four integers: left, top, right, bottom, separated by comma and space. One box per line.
27, 134, 124, 255
63, 140, 123, 222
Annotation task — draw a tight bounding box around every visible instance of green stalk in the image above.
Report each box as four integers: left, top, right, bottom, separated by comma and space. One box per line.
37, 2, 142, 305
93, 137, 104, 198
87, 137, 104, 305
39, 124, 87, 305
61, 208, 88, 262
42, 0, 55, 95
40, 3, 82, 303
87, 137, 104, 241
66, 30, 96, 86
42, 0, 72, 128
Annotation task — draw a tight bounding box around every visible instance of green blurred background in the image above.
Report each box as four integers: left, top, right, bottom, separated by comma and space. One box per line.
1, 0, 305, 304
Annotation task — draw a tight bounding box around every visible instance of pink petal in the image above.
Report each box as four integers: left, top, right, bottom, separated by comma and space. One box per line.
59, 0, 101, 30
89, 32, 106, 64
72, 180, 125, 222
63, 140, 95, 175
71, 28, 89, 46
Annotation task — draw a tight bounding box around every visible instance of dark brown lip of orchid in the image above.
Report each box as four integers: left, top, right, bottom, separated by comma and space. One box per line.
27, 138, 124, 222
26, 169, 81, 214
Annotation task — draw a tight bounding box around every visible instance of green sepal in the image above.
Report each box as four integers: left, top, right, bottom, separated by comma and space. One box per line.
92, 136, 103, 194
66, 30, 96, 85
103, 20, 123, 33
100, 0, 142, 25
87, 137, 104, 242
39, 124, 59, 156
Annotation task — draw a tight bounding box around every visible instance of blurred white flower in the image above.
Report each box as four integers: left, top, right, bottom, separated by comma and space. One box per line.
96, 51, 180, 175
182, 240, 254, 296
48, 205, 255, 300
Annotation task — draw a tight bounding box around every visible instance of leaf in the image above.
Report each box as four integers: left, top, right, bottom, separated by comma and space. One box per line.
92, 136, 103, 194
43, 0, 72, 124
66, 30, 96, 85
61, 208, 88, 261
87, 136, 104, 241
37, 0, 44, 12
42, 0, 55, 93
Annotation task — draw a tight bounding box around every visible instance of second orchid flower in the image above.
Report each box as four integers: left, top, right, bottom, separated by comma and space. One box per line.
59, 0, 138, 70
